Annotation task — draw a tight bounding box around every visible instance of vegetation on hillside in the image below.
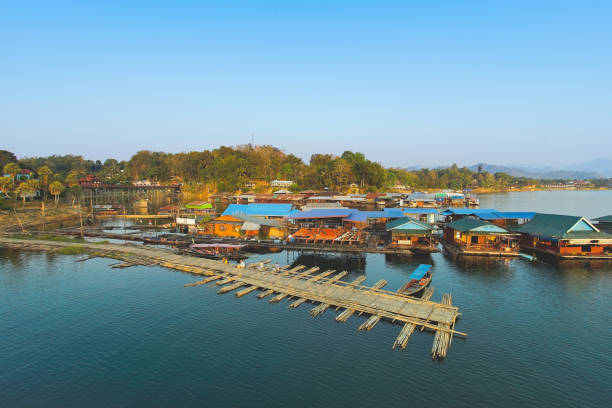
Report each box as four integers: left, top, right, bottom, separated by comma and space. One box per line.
2, 147, 610, 196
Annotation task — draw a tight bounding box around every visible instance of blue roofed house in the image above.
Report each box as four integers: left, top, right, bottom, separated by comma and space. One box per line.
442, 218, 519, 256
399, 208, 439, 224
514, 213, 612, 258
222, 203, 294, 220
385, 217, 437, 253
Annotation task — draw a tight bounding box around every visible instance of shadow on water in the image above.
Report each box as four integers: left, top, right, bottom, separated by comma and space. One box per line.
286, 251, 367, 275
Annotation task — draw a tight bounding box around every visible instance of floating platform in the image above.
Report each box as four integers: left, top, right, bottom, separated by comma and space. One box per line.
441, 241, 519, 257
0, 236, 465, 359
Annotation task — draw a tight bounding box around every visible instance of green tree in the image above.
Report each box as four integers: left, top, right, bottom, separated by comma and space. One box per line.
3, 162, 20, 186
0, 150, 18, 171
68, 185, 82, 207
16, 179, 40, 208
0, 176, 13, 198
37, 166, 53, 200
49, 181, 66, 207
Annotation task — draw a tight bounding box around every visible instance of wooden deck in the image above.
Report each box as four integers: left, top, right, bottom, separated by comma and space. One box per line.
0, 236, 465, 358
441, 240, 519, 257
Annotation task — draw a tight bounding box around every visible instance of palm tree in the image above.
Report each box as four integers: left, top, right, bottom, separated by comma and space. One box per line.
48, 181, 66, 208
37, 166, 52, 201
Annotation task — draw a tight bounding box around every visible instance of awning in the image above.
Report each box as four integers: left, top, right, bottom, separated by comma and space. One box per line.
408, 264, 431, 281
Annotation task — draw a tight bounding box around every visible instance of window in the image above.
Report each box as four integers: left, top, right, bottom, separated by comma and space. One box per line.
471, 236, 479, 244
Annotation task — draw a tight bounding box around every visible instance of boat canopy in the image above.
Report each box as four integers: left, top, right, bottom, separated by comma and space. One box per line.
191, 243, 245, 249
408, 264, 431, 281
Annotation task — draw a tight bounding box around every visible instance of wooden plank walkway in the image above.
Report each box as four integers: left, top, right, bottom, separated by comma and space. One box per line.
0, 237, 465, 358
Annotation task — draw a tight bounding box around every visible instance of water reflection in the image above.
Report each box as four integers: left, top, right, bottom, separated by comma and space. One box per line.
286, 251, 367, 274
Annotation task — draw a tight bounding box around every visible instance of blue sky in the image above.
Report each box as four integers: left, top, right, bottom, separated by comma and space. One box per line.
1, 1, 611, 168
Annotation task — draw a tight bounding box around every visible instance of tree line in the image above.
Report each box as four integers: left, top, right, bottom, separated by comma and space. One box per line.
1, 147, 610, 203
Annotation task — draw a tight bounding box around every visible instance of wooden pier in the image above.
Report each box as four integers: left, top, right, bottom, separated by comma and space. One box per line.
0, 236, 465, 359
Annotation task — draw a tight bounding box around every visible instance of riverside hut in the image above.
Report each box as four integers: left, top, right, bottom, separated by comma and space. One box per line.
222, 203, 294, 220
514, 213, 612, 259
401, 208, 439, 224
442, 218, 518, 256
201, 215, 244, 238
386, 217, 436, 252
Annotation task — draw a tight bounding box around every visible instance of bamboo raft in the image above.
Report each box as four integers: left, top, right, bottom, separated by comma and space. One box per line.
0, 236, 464, 359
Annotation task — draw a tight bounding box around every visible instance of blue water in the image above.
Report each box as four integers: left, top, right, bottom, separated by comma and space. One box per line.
1, 191, 612, 407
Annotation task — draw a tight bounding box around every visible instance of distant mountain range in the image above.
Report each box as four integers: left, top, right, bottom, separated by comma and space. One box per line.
406, 158, 612, 179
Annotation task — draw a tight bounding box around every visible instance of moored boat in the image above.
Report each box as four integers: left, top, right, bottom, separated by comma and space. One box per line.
184, 243, 247, 260
398, 264, 433, 296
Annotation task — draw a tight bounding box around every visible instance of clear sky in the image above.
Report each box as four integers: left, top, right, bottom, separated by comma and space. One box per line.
1, 0, 611, 168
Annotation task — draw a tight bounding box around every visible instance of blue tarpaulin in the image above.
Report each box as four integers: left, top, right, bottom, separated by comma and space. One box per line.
408, 264, 431, 281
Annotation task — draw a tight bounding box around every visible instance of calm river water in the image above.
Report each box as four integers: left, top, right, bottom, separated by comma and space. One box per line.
1, 191, 611, 407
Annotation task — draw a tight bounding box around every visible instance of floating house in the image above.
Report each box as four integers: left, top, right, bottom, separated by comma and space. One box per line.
344, 209, 404, 230
441, 209, 535, 227
184, 201, 215, 215
440, 208, 498, 222
400, 208, 438, 224
222, 203, 294, 220
201, 214, 243, 237
514, 213, 612, 259
288, 209, 354, 230
385, 217, 436, 252
233, 215, 286, 239
406, 193, 438, 208
287, 209, 360, 244
442, 218, 518, 256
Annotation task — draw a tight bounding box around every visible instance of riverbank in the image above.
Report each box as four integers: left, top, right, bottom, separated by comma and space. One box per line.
0, 204, 83, 233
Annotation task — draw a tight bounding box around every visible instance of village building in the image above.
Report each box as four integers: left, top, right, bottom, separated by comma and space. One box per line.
514, 213, 612, 259
200, 214, 243, 237
343, 210, 404, 230
442, 218, 519, 256
270, 180, 294, 188
400, 208, 438, 224
441, 209, 534, 227
222, 203, 294, 220
287, 209, 355, 244
405, 193, 438, 208
233, 215, 287, 239
385, 217, 436, 252
183, 201, 215, 216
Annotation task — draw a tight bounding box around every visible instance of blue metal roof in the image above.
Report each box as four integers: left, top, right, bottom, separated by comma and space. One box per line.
408, 264, 431, 281
345, 210, 403, 222
440, 208, 497, 215
477, 211, 536, 220
288, 209, 355, 219
400, 208, 439, 214
223, 204, 294, 217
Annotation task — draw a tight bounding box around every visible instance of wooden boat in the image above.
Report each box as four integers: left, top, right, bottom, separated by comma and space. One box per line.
398, 264, 433, 296
183, 243, 247, 260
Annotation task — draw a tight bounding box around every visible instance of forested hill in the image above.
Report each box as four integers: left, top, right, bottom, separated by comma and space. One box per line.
2, 146, 609, 193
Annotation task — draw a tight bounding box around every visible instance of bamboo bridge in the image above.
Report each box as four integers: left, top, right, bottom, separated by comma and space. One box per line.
0, 236, 465, 359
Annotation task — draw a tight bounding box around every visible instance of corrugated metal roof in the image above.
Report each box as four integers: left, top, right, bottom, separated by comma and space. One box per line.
446, 218, 509, 233
513, 213, 605, 239
232, 214, 285, 228
400, 208, 439, 214
222, 203, 293, 217
386, 217, 433, 231
440, 208, 497, 216
288, 209, 355, 219
345, 210, 403, 222
477, 211, 536, 220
